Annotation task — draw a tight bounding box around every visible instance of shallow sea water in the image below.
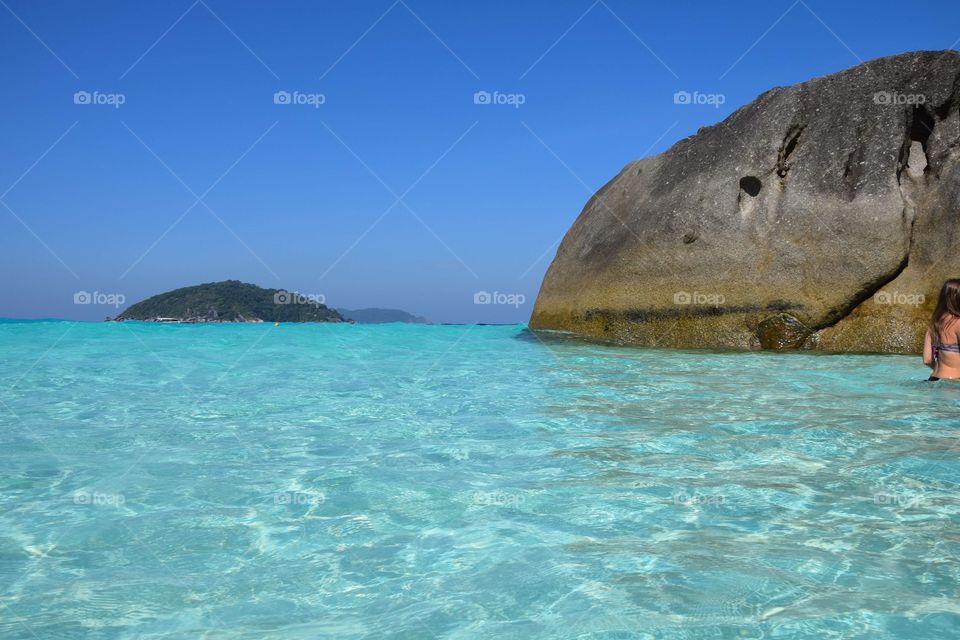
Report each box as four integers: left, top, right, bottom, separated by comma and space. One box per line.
0, 320, 957, 639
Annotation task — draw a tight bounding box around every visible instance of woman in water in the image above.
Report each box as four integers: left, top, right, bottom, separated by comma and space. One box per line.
923, 278, 960, 381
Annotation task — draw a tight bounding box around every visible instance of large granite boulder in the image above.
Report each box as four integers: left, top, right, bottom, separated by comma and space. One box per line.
530, 50, 960, 353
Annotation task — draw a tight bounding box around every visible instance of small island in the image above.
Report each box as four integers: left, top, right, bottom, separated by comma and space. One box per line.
114, 280, 347, 323
337, 308, 430, 324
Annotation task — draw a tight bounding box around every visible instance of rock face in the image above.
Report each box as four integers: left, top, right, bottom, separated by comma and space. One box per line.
530, 51, 960, 353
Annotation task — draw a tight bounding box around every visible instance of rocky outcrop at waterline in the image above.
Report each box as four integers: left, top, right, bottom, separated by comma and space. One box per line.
530, 50, 960, 353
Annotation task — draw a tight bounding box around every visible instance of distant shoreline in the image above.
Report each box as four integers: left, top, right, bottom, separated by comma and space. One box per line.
0, 318, 525, 327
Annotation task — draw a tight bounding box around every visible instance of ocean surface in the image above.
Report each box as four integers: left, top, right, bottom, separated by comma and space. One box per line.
0, 320, 957, 639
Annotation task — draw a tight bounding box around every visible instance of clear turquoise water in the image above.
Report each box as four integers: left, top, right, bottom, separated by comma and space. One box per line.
0, 320, 958, 639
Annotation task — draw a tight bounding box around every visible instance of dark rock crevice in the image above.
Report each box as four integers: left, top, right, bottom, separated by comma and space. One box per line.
938, 67, 960, 123
910, 105, 936, 149
810, 250, 911, 334
842, 128, 867, 197
776, 125, 805, 179
898, 100, 950, 180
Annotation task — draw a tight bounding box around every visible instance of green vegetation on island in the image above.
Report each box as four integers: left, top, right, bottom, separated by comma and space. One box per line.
115, 280, 346, 323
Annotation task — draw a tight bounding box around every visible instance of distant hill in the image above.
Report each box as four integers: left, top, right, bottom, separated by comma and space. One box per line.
337, 308, 430, 324
116, 281, 346, 323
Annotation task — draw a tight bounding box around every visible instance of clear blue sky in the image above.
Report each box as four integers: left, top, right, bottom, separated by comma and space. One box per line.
1, 0, 958, 323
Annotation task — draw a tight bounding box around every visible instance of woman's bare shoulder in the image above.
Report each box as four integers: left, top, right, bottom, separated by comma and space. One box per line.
946, 315, 960, 340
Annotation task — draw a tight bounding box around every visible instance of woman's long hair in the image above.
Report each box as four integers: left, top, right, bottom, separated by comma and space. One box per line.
929, 279, 960, 343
